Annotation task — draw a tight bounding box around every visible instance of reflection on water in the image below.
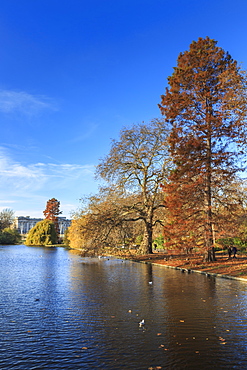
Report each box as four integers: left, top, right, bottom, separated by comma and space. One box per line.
1, 245, 247, 369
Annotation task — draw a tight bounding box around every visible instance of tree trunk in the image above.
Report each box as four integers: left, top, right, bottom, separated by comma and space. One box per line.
140, 221, 153, 254
203, 107, 216, 262
203, 246, 216, 262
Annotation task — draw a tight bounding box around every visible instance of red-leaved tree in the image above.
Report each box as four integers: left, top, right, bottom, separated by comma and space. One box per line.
159, 37, 247, 261
43, 198, 62, 237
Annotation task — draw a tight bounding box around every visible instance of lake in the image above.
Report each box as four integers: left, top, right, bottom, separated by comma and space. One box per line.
1, 244, 247, 369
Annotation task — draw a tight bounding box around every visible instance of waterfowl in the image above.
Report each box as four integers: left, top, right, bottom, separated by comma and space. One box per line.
139, 319, 145, 327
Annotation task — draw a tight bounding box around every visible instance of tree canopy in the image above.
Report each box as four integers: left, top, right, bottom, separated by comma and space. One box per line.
68, 120, 170, 254
96, 120, 170, 253
68, 188, 146, 253
0, 209, 15, 231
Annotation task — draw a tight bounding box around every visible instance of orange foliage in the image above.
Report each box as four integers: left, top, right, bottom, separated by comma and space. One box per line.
159, 37, 247, 259
43, 198, 62, 236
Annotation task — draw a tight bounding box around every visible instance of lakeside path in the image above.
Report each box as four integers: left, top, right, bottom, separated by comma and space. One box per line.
127, 252, 247, 281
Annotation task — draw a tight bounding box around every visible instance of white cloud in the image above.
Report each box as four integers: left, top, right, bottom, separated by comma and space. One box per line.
0, 148, 94, 186
0, 149, 46, 191
0, 89, 56, 116
0, 147, 98, 217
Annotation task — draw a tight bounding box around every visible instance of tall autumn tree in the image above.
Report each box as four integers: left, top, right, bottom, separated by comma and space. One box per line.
96, 120, 170, 254
43, 198, 62, 237
159, 37, 247, 261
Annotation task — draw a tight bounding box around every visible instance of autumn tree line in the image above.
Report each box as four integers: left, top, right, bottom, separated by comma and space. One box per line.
65, 37, 247, 261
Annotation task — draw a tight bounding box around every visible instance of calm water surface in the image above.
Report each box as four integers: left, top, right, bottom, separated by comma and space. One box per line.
1, 245, 247, 369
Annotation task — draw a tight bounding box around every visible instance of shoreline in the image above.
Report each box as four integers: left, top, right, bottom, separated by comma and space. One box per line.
146, 260, 247, 283
120, 252, 247, 282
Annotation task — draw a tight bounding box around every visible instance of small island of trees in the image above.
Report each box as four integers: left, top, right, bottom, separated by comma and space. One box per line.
25, 198, 62, 246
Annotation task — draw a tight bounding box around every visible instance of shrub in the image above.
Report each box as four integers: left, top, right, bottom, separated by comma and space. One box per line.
25, 219, 57, 246
152, 234, 164, 250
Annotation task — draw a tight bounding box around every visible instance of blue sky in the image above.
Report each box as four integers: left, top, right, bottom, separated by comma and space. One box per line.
1, 0, 247, 218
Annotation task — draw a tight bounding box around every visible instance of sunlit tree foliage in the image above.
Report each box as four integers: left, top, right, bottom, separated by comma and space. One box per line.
43, 198, 62, 237
159, 37, 247, 261
96, 120, 170, 254
25, 219, 57, 246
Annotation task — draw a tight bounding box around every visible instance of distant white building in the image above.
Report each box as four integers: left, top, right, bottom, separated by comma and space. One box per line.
13, 216, 71, 235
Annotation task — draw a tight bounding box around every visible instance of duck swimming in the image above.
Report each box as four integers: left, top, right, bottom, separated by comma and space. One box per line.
139, 319, 145, 327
